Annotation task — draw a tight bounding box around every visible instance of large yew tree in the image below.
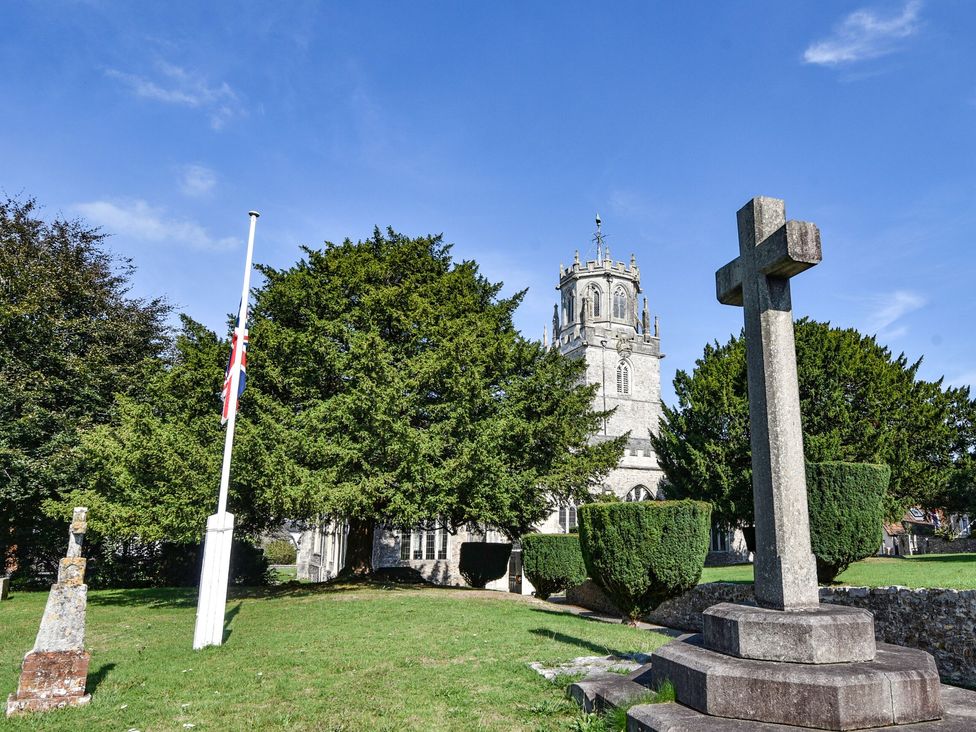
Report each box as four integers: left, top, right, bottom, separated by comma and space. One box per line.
652, 319, 976, 528
248, 229, 622, 573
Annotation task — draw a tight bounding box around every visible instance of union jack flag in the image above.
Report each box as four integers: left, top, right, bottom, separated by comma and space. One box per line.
220, 327, 248, 425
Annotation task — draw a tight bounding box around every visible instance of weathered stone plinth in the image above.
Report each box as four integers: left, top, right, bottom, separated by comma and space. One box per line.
629, 685, 976, 732
6, 650, 91, 715
703, 602, 876, 664
650, 635, 942, 730
0, 576, 9, 601
7, 507, 92, 717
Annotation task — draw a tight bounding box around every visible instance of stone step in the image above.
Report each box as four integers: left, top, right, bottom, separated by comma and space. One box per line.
568, 665, 656, 713
650, 635, 942, 730
628, 685, 976, 731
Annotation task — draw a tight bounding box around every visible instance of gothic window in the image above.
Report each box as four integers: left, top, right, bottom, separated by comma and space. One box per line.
625, 485, 653, 502
586, 284, 601, 317
402, 525, 449, 561
558, 505, 578, 533
564, 290, 575, 324
616, 361, 631, 394
710, 526, 730, 552
612, 286, 628, 319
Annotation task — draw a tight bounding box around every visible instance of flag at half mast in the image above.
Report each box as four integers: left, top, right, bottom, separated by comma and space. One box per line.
220, 327, 248, 425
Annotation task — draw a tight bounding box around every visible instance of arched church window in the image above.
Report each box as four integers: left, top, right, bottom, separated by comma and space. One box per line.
616, 361, 630, 394
586, 284, 601, 317
625, 485, 653, 502
612, 286, 628, 319
558, 505, 578, 533
564, 290, 575, 324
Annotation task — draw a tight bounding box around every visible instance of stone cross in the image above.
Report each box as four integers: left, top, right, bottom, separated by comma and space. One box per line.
715, 196, 821, 610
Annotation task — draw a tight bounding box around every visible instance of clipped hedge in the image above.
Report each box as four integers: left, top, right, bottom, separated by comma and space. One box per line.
520, 533, 587, 600
807, 461, 888, 584
264, 539, 298, 565
459, 542, 512, 588
578, 500, 711, 622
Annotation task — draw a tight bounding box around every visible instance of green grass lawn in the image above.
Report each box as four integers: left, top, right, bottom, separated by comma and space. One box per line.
2, 582, 670, 731
700, 553, 976, 589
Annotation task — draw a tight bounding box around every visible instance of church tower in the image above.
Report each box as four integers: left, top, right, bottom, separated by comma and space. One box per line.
552, 215, 665, 501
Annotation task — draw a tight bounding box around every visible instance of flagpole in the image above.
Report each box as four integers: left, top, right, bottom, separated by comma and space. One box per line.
193, 210, 260, 650
217, 211, 259, 516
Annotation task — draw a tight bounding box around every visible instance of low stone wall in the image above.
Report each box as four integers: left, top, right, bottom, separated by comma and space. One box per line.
565, 580, 976, 687
822, 586, 976, 688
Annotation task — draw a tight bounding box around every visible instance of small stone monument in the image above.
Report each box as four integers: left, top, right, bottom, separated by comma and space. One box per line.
6, 507, 92, 716
639, 198, 943, 730
0, 575, 9, 601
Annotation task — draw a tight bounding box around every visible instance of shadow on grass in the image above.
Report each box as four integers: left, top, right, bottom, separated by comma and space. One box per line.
87, 576, 472, 608
223, 602, 242, 643
88, 587, 197, 609
530, 607, 684, 640
86, 662, 116, 695
529, 628, 633, 658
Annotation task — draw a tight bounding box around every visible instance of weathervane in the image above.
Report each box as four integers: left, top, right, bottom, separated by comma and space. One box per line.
593, 213, 609, 261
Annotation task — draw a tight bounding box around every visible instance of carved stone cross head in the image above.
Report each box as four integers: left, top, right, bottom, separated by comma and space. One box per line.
715, 197, 821, 312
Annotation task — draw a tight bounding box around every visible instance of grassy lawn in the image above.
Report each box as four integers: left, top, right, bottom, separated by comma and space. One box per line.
700, 553, 976, 590
2, 582, 670, 731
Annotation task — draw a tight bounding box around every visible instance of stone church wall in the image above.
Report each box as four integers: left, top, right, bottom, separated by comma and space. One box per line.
566, 580, 976, 687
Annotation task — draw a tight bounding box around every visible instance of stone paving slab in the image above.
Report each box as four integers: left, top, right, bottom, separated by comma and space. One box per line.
628, 684, 976, 732
568, 664, 657, 713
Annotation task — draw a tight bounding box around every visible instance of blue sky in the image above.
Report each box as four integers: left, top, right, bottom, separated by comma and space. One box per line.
4, 0, 974, 404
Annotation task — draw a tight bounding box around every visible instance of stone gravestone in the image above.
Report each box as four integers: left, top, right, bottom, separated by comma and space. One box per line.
640, 198, 943, 730
7, 507, 92, 716
0, 575, 9, 601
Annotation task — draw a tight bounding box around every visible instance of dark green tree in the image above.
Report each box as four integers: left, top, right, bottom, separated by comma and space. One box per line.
0, 197, 170, 580
653, 319, 976, 528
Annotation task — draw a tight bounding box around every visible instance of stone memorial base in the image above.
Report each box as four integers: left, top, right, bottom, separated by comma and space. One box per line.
629, 685, 976, 732
5, 650, 91, 716
702, 602, 876, 664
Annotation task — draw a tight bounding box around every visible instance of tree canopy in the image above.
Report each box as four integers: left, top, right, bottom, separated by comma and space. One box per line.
53, 227, 623, 572
0, 197, 170, 578
651, 319, 976, 528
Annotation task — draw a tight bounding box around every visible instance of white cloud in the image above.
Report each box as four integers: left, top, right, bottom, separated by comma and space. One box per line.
106, 62, 243, 130
803, 1, 922, 66
73, 199, 238, 251
179, 164, 217, 197
865, 289, 925, 339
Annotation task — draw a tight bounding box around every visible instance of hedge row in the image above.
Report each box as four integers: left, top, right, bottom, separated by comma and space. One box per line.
520, 533, 587, 600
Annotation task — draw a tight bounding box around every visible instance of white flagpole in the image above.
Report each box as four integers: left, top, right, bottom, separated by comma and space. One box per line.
193, 211, 260, 650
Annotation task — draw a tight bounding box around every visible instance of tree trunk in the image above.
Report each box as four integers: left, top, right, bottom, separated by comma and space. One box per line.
342, 518, 375, 576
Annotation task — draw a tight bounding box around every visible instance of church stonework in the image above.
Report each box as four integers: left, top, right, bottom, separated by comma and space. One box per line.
550, 222, 665, 504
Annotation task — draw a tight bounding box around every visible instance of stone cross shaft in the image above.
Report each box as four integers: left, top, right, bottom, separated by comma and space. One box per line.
67, 507, 87, 559
715, 196, 821, 610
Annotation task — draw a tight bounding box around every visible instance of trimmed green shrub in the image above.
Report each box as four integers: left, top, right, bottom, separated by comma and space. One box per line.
578, 500, 711, 622
459, 542, 512, 588
264, 539, 298, 565
807, 461, 888, 584
520, 533, 587, 600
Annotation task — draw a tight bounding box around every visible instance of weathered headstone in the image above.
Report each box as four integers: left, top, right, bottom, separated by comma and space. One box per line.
0, 576, 9, 601
6, 507, 92, 716
642, 198, 944, 730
